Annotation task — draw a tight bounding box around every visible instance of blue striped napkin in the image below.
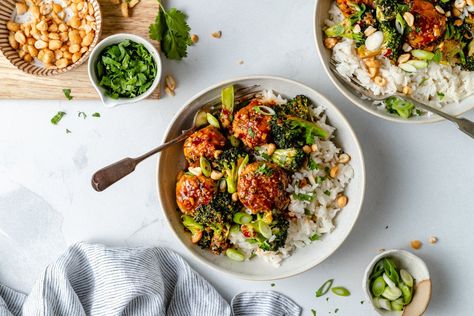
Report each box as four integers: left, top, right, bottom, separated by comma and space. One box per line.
0, 243, 301, 316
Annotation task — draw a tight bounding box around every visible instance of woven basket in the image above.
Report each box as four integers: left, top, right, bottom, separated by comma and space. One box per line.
0, 0, 102, 76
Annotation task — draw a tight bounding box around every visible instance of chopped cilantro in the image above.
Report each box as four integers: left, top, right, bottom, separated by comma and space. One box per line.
51, 111, 66, 125
92, 112, 101, 118
63, 89, 73, 100
310, 233, 320, 241
324, 190, 331, 196
316, 176, 325, 184
308, 158, 319, 170
78, 112, 87, 119
256, 163, 273, 175
360, 300, 365, 304
311, 309, 317, 316
271, 283, 275, 287
292, 193, 314, 202
437, 92, 445, 101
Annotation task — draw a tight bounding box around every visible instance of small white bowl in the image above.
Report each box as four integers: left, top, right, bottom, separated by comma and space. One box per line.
363, 249, 431, 316
88, 33, 162, 107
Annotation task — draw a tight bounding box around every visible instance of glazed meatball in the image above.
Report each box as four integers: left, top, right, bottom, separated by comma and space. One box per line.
336, 0, 373, 17
232, 100, 272, 149
237, 162, 289, 213
407, 0, 446, 49
183, 125, 226, 166
176, 172, 216, 216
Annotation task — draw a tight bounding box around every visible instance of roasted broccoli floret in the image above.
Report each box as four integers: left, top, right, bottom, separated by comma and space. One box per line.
251, 214, 289, 252
271, 148, 306, 172
461, 56, 474, 71
380, 21, 403, 60
375, 0, 399, 21
270, 117, 305, 149
215, 147, 248, 193
194, 191, 241, 225
197, 227, 213, 249
274, 95, 312, 120
385, 96, 415, 119
287, 116, 329, 144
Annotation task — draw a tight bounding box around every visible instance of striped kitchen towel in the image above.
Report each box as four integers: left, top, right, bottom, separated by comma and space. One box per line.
0, 243, 301, 316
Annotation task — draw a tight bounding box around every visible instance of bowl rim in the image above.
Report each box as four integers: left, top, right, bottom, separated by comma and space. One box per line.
362, 249, 431, 315
312, 0, 474, 124
156, 75, 366, 280
0, 0, 103, 76
87, 33, 162, 107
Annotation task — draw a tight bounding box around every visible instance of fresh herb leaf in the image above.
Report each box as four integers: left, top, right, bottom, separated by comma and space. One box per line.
51, 111, 66, 125
78, 112, 87, 119
310, 233, 320, 241
308, 158, 319, 170
361, 300, 364, 304
248, 127, 255, 138
256, 163, 273, 176
92, 112, 101, 118
63, 89, 73, 100
316, 279, 334, 297
316, 176, 325, 184
149, 2, 192, 60
311, 309, 317, 316
437, 92, 445, 101
324, 190, 331, 196
292, 193, 314, 202
335, 309, 339, 313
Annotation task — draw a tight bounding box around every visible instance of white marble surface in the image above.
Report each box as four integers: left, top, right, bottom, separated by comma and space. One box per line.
0, 0, 473, 315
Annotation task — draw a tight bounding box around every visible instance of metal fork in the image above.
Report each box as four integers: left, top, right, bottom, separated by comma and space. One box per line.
91, 85, 261, 192
329, 58, 474, 139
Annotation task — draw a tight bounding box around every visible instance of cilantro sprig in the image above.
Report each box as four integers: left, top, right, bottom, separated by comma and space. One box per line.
149, 1, 192, 60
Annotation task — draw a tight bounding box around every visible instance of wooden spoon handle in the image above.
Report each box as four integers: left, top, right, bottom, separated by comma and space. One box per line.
91, 158, 137, 192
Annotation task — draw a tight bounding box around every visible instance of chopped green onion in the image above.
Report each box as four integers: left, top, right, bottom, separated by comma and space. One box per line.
400, 269, 413, 288
238, 154, 249, 176
371, 276, 386, 297
233, 212, 252, 224
391, 298, 404, 311
411, 50, 434, 60
433, 49, 443, 63
256, 220, 272, 239
381, 286, 402, 301
395, 13, 405, 34
383, 258, 400, 285
383, 273, 396, 288
51, 111, 66, 125
63, 89, 73, 100
221, 85, 234, 112
254, 105, 275, 116
331, 287, 351, 297
207, 113, 220, 128
230, 224, 240, 234
199, 157, 212, 177
226, 248, 245, 261
399, 282, 413, 305
406, 60, 428, 69
315, 279, 334, 297
378, 298, 392, 311
399, 63, 417, 72
310, 233, 320, 241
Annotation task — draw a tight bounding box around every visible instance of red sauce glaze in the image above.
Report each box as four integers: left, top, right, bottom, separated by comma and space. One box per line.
237, 162, 289, 213
407, 0, 446, 49
183, 125, 226, 166
232, 100, 272, 149
176, 173, 216, 215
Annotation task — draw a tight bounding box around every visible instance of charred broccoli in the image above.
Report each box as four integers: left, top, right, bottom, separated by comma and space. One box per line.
287, 116, 329, 144
271, 148, 306, 172
215, 147, 248, 193
194, 191, 241, 226
462, 56, 474, 71
250, 214, 289, 252
270, 117, 305, 149
197, 227, 213, 249
210, 222, 230, 254
182, 215, 204, 243
274, 95, 312, 120
375, 0, 399, 21
380, 21, 403, 60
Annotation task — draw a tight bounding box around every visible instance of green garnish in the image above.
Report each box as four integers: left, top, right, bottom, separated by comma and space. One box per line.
331, 287, 351, 297
207, 113, 220, 129
324, 190, 331, 196
92, 112, 101, 118
95, 40, 157, 99
311, 309, 317, 316
78, 112, 87, 119
51, 111, 66, 125
63, 89, 73, 100
371, 276, 386, 297
256, 163, 273, 176
200, 156, 212, 177
226, 248, 245, 262
310, 233, 320, 241
308, 158, 319, 170
419, 77, 428, 86
437, 92, 445, 101
292, 193, 314, 202
149, 1, 192, 60
385, 96, 415, 119
271, 283, 275, 287
316, 279, 334, 297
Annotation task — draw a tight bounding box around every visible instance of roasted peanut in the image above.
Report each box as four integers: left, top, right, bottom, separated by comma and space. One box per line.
16, 2, 28, 15
7, 21, 20, 32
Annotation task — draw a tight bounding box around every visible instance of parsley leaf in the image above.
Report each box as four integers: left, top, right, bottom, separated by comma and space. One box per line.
63, 89, 73, 100
149, 2, 192, 60
51, 111, 66, 125
92, 112, 101, 118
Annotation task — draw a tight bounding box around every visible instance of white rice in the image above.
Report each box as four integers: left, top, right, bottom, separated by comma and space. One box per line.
229, 90, 354, 267
326, 2, 474, 111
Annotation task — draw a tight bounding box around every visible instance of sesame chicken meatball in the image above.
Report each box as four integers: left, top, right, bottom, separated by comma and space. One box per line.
237, 162, 289, 214
407, 0, 446, 49
232, 100, 272, 149
183, 125, 226, 166
176, 172, 216, 216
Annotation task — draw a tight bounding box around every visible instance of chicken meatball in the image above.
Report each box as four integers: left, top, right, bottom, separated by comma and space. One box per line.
183, 125, 226, 166
232, 100, 272, 149
407, 0, 446, 49
237, 162, 289, 213
176, 172, 216, 216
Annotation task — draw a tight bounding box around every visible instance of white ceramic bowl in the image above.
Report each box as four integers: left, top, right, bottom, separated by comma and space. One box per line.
157, 76, 366, 280
313, 0, 474, 124
363, 249, 431, 315
88, 33, 162, 107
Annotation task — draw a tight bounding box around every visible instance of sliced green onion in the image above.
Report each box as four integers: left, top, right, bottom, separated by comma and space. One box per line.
391, 298, 404, 311
233, 212, 252, 224
378, 298, 392, 311
221, 85, 234, 112
399, 282, 413, 305
229, 135, 240, 147
207, 113, 220, 129
254, 105, 275, 116
331, 287, 351, 297
381, 286, 402, 301
383, 273, 396, 288
257, 221, 272, 239
395, 13, 405, 34
188, 167, 202, 176
315, 279, 334, 297
411, 49, 434, 61
195, 110, 208, 127
226, 248, 245, 261
230, 224, 241, 234
400, 269, 414, 288
238, 154, 249, 176
370, 260, 385, 280
372, 297, 381, 309
383, 258, 400, 285
399, 63, 417, 72
371, 276, 386, 297
200, 156, 212, 177
406, 59, 428, 69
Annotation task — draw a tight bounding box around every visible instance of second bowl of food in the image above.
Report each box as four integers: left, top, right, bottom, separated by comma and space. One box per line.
157, 76, 365, 280
314, 0, 474, 123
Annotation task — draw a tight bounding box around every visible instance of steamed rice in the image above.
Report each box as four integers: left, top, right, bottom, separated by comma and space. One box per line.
326, 2, 474, 111
229, 90, 354, 267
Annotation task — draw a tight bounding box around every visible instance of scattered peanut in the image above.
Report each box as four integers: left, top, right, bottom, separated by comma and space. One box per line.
410, 240, 422, 250
329, 165, 339, 178
165, 86, 175, 97
16, 2, 28, 15
302, 145, 312, 154
267, 143, 276, 156
191, 34, 199, 44
364, 26, 377, 37
120, 2, 129, 17
210, 170, 223, 181
374, 76, 387, 87
336, 195, 348, 208
454, 19, 463, 26
212, 31, 222, 38
338, 153, 351, 164
429, 236, 438, 244
435, 5, 445, 14
213, 150, 223, 160
398, 53, 411, 64
402, 85, 412, 95
231, 192, 238, 202
324, 37, 338, 49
